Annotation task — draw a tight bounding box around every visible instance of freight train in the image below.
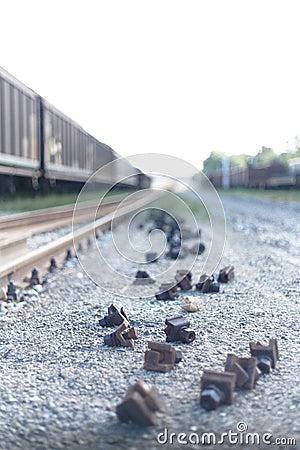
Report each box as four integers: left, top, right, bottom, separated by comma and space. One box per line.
0, 66, 150, 194
209, 160, 300, 189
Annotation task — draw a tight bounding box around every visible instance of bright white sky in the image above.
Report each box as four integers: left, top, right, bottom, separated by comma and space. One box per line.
1, 0, 300, 170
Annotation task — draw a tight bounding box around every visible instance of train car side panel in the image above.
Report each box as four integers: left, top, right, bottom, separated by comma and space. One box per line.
0, 67, 40, 176
42, 100, 91, 182
93, 141, 116, 184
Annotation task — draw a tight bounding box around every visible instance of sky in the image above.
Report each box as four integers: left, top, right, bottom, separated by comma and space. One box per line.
1, 0, 300, 171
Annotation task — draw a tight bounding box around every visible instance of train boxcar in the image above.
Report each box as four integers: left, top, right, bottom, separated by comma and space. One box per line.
248, 161, 287, 188
0, 66, 40, 190
136, 169, 151, 189
42, 98, 116, 186
230, 167, 249, 187
92, 140, 116, 185
209, 161, 292, 190
0, 66, 150, 194
208, 171, 222, 188
289, 157, 300, 174
111, 153, 141, 189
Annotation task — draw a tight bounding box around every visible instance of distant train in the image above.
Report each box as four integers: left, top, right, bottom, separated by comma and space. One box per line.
209, 160, 300, 189
0, 66, 150, 194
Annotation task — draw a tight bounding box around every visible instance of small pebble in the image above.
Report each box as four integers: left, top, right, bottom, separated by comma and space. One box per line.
181, 296, 201, 312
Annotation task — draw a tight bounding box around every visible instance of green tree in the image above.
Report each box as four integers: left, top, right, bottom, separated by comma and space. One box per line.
278, 148, 300, 165
203, 151, 225, 176
253, 146, 277, 166
229, 154, 250, 168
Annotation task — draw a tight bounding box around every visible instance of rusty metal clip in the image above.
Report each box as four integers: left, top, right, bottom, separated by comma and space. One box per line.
225, 354, 259, 389
189, 242, 205, 255
133, 270, 155, 285
164, 315, 195, 343
249, 339, 279, 374
104, 319, 138, 347
144, 341, 182, 372
155, 283, 179, 300
48, 257, 57, 273
195, 274, 220, 293
218, 265, 235, 283
6, 280, 17, 302
99, 303, 128, 327
30, 267, 41, 286
116, 380, 166, 426
175, 270, 192, 290
200, 370, 237, 410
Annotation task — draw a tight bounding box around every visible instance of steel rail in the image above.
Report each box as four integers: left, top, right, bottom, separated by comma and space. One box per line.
0, 191, 160, 285
0, 193, 127, 231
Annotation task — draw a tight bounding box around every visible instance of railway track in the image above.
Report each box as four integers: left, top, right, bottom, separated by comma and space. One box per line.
0, 190, 160, 287
0, 193, 127, 232
0, 194, 126, 263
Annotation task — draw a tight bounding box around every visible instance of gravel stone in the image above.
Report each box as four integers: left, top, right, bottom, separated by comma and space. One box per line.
0, 193, 299, 449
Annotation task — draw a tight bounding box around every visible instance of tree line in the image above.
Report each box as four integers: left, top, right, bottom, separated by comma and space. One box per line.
203, 144, 300, 176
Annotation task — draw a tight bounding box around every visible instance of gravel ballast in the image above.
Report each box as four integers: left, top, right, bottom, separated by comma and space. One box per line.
0, 193, 299, 450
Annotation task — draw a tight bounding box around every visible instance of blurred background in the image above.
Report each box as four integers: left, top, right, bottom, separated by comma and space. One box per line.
0, 0, 299, 208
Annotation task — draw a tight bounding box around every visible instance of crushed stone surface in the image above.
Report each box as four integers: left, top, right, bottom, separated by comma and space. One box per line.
0, 193, 299, 450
